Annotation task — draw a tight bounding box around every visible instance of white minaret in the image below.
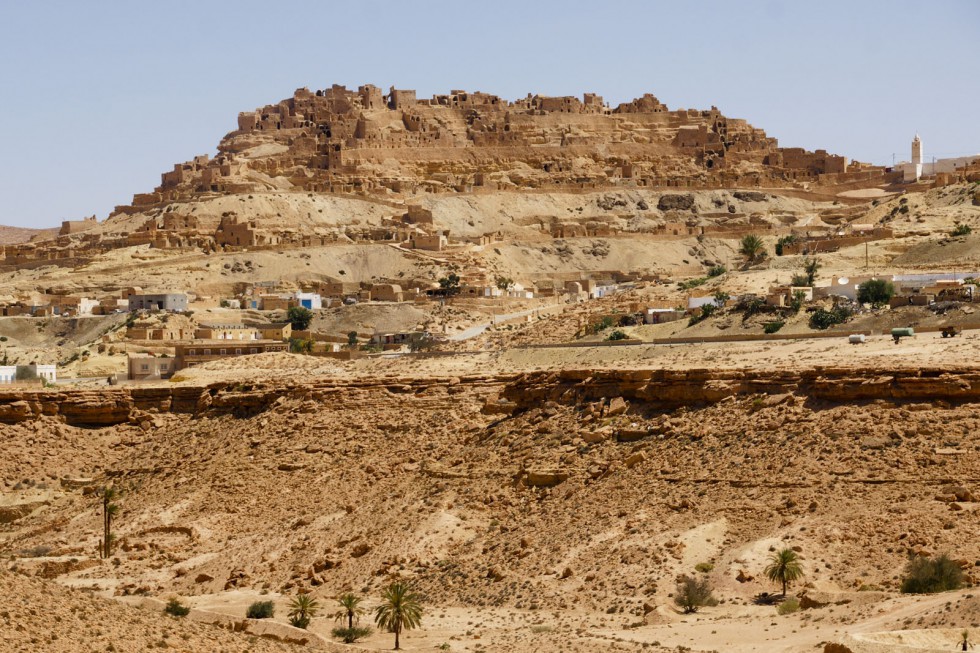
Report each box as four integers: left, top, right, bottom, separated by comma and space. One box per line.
905, 134, 923, 182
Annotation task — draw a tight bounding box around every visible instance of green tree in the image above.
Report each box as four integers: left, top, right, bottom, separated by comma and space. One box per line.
802, 257, 820, 286
764, 548, 804, 597
857, 279, 895, 307
439, 273, 461, 298
99, 486, 122, 559
286, 306, 314, 331
347, 330, 358, 347
674, 576, 717, 614
334, 593, 364, 630
374, 582, 423, 651
712, 290, 730, 307
739, 234, 767, 264
288, 594, 320, 629
900, 553, 964, 594
495, 276, 514, 292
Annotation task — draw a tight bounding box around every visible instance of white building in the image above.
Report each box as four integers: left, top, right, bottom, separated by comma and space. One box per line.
294, 292, 323, 310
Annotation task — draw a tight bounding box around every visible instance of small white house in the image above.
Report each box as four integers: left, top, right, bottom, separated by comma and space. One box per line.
29, 364, 56, 382
294, 292, 323, 310
0, 365, 15, 383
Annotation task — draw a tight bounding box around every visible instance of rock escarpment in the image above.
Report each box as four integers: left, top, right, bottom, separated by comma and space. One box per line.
2, 366, 978, 427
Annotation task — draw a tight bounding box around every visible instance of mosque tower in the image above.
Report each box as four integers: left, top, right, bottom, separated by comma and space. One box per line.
905, 134, 923, 182
911, 134, 923, 166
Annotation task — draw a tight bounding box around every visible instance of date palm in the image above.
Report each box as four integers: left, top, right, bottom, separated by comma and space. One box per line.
99, 486, 122, 559
374, 582, 422, 650
288, 593, 319, 629
739, 234, 766, 264
334, 592, 364, 630
764, 548, 804, 597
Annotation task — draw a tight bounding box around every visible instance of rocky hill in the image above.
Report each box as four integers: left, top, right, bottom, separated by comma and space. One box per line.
121, 84, 877, 210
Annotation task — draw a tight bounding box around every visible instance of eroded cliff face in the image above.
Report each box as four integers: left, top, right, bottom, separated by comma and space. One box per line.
498, 367, 980, 410
3, 367, 976, 427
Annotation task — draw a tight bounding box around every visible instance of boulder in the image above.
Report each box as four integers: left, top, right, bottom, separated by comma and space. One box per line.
605, 397, 628, 417
657, 194, 695, 211
525, 470, 568, 487
624, 452, 646, 469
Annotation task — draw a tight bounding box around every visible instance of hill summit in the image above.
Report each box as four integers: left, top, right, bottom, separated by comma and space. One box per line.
115, 83, 884, 215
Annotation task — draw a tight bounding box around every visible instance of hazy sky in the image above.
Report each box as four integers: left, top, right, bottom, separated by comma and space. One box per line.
1, 0, 978, 228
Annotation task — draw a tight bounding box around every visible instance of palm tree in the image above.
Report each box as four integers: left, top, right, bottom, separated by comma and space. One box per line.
739, 234, 766, 264
288, 593, 320, 629
99, 486, 122, 559
334, 592, 364, 630
374, 582, 423, 650
764, 548, 804, 597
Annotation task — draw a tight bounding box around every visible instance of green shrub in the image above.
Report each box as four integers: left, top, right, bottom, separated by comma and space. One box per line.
707, 265, 726, 277
606, 330, 628, 341
165, 598, 190, 617
331, 626, 372, 643
951, 224, 972, 237
777, 597, 800, 615
900, 553, 964, 594
737, 296, 768, 319
678, 277, 708, 290
246, 600, 275, 619
763, 320, 785, 334
674, 576, 717, 613
694, 562, 714, 573
809, 305, 852, 330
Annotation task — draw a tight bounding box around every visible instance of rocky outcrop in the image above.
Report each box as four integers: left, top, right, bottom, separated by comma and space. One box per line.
499, 367, 980, 411
1, 366, 979, 427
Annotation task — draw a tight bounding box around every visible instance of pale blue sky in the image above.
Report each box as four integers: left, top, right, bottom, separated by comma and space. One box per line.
1, 0, 978, 228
